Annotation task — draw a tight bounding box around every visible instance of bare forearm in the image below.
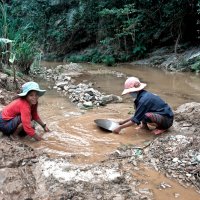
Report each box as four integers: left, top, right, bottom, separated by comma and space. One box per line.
119, 120, 135, 129
113, 120, 135, 134
120, 117, 132, 125
35, 119, 50, 132
35, 118, 45, 127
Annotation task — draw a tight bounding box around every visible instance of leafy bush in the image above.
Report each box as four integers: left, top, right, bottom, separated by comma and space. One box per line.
67, 54, 90, 62
3, 68, 12, 76
116, 52, 131, 62
133, 44, 147, 58
1, 0, 199, 65
191, 57, 200, 73
0, 1, 40, 76
15, 40, 40, 74
66, 49, 116, 66
101, 55, 115, 66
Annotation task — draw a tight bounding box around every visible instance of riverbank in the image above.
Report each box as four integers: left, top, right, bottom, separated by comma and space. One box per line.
131, 45, 200, 72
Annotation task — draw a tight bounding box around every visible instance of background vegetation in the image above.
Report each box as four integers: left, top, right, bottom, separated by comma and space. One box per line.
0, 0, 200, 71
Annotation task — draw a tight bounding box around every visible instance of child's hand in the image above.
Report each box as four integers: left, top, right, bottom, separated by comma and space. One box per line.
44, 126, 50, 132
113, 126, 122, 134
33, 134, 43, 141
42, 124, 50, 132
10, 135, 20, 141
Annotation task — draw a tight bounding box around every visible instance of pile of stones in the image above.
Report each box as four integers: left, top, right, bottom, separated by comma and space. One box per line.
44, 63, 123, 109
54, 79, 122, 109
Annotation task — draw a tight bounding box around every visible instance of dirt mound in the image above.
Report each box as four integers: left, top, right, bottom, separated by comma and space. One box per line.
143, 102, 200, 191
173, 102, 200, 135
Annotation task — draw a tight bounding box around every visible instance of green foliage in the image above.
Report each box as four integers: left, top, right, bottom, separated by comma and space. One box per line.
0, 1, 41, 75
16, 71, 24, 78
15, 40, 39, 73
7, 0, 48, 43
2, 66, 24, 78
133, 44, 146, 58
0, 0, 199, 66
12, 36, 40, 75
68, 54, 90, 63
3, 68, 12, 76
117, 52, 131, 62
99, 4, 140, 57
191, 57, 200, 73
91, 50, 103, 63
0, 2, 8, 38
66, 48, 116, 66
101, 55, 115, 66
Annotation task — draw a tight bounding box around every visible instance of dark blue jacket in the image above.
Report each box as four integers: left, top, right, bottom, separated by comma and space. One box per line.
131, 90, 174, 125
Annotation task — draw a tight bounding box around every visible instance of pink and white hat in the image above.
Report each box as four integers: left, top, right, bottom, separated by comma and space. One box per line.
122, 77, 147, 95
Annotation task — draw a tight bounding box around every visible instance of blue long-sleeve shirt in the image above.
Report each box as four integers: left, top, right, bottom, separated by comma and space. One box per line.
131, 90, 174, 125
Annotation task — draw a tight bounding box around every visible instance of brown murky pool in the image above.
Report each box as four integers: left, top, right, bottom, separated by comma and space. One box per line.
27, 62, 200, 199
29, 62, 200, 161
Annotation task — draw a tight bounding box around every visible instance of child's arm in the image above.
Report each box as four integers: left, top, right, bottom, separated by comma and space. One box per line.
35, 118, 50, 132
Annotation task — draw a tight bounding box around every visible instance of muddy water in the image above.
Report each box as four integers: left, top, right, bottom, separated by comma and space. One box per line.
28, 62, 200, 199
80, 63, 200, 109
31, 62, 200, 161
133, 165, 200, 200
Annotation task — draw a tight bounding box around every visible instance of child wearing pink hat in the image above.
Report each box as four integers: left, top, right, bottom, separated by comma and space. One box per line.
0, 82, 50, 141
113, 77, 174, 135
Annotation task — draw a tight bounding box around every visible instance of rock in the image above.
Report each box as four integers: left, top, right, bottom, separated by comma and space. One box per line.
174, 193, 180, 198
196, 155, 200, 162
0, 72, 8, 81
172, 158, 179, 162
83, 101, 93, 108
56, 81, 69, 88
